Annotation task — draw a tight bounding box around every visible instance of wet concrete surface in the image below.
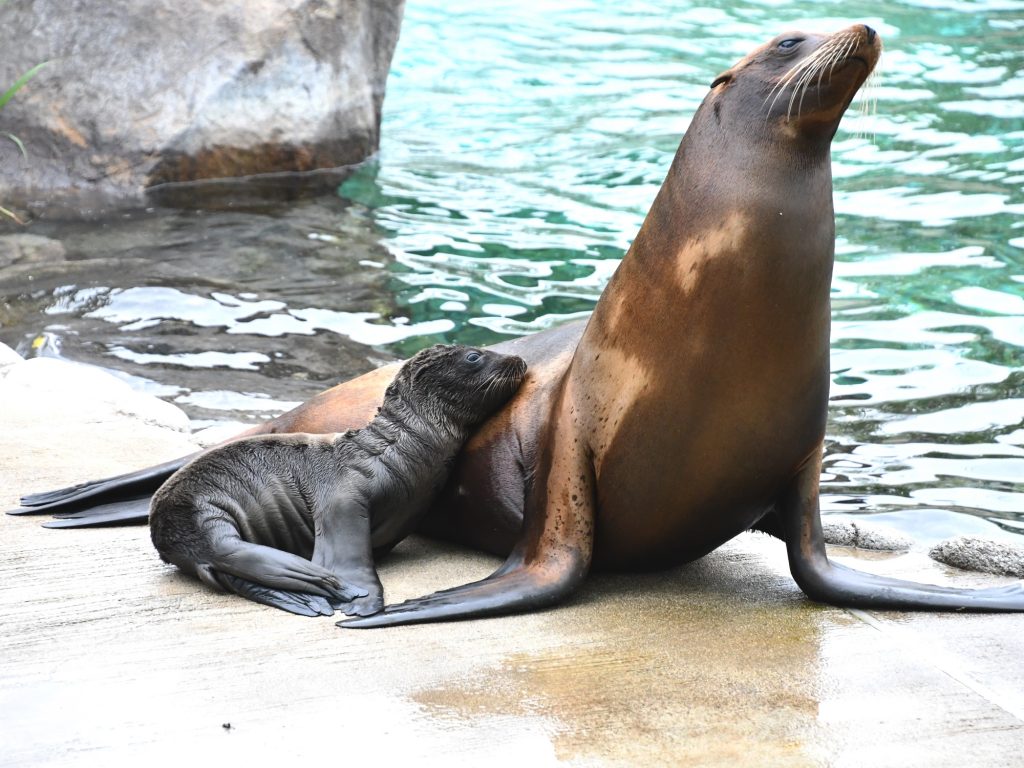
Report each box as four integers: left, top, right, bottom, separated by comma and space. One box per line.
2, 367, 1023, 766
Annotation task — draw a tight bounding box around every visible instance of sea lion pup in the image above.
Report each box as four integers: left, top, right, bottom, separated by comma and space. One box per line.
16, 25, 1024, 625
149, 345, 527, 617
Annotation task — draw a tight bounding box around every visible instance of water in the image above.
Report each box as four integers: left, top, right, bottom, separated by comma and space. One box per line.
0, 0, 1021, 542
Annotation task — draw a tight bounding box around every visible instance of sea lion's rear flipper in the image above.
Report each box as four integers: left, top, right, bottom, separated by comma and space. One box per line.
10, 454, 197, 521
205, 569, 336, 618
342, 384, 595, 629
779, 447, 1024, 611
41, 498, 153, 528
201, 541, 368, 617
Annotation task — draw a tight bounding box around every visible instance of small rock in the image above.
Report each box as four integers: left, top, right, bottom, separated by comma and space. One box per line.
822, 520, 913, 551
0, 234, 66, 268
930, 535, 1024, 578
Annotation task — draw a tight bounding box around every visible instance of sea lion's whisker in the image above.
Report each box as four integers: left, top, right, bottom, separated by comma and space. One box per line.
807, 36, 854, 113
830, 36, 857, 77
767, 50, 826, 119
778, 40, 842, 119
785, 33, 864, 120
767, 46, 825, 108
789, 53, 829, 118
766, 43, 830, 105
845, 42, 880, 140
822, 34, 854, 81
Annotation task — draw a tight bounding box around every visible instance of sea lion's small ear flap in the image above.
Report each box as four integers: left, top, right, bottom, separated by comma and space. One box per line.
710, 70, 733, 89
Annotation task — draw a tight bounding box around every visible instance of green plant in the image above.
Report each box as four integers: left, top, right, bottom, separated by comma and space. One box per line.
0, 61, 47, 223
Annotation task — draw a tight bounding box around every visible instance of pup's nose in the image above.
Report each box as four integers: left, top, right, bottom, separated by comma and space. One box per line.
863, 25, 877, 44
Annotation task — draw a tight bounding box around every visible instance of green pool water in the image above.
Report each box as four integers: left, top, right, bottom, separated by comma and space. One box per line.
1, 0, 1021, 542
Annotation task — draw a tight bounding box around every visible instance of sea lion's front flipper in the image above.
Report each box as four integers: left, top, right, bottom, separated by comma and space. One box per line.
780, 447, 1024, 611
338, 559, 588, 628
311, 493, 384, 617
342, 382, 595, 629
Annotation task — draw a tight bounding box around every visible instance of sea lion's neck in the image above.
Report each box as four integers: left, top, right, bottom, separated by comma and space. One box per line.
654, 112, 834, 253
581, 110, 837, 362
358, 396, 464, 459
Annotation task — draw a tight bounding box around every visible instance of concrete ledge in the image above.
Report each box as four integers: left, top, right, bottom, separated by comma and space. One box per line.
2, 347, 1023, 765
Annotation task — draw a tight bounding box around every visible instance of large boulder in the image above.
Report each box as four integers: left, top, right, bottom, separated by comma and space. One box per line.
0, 0, 404, 211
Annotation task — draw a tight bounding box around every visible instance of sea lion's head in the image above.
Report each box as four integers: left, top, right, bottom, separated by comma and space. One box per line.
389, 344, 527, 430
707, 24, 881, 144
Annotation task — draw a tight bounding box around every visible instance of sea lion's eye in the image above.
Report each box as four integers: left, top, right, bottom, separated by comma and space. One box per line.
465, 351, 483, 364
778, 38, 802, 50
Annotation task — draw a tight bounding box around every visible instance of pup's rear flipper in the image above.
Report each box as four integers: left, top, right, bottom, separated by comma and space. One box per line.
195, 541, 368, 617
209, 570, 335, 617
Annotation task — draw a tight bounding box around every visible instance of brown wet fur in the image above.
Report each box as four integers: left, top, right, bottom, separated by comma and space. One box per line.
242, 25, 883, 573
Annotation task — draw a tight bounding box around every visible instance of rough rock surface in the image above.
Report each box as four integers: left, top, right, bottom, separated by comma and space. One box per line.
822, 519, 913, 551
0, 0, 404, 210
930, 535, 1024, 578
0, 233, 66, 267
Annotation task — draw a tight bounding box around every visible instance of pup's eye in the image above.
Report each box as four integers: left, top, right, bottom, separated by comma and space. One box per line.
778, 38, 802, 50
465, 351, 483, 364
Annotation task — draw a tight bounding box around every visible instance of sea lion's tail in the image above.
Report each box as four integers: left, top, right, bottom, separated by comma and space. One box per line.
7, 454, 197, 526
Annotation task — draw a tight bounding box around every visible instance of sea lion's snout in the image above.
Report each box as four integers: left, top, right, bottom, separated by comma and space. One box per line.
846, 22, 883, 73
489, 353, 528, 393
507, 355, 527, 383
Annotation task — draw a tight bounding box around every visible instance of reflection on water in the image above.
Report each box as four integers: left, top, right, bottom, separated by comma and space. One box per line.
0, 0, 1021, 539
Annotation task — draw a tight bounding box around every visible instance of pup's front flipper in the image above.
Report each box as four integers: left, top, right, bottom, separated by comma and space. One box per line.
313, 493, 385, 617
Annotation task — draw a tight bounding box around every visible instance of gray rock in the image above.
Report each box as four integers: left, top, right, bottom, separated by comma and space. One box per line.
0, 234, 66, 268
930, 535, 1024, 578
0, 0, 404, 210
822, 519, 913, 551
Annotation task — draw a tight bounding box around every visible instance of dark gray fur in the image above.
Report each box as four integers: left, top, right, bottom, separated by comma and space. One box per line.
149, 345, 527, 617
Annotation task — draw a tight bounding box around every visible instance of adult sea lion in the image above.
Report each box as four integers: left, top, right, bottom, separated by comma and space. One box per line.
149, 345, 526, 617
13, 25, 1024, 625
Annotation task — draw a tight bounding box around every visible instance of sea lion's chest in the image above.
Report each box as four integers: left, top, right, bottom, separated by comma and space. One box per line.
580, 244, 832, 568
